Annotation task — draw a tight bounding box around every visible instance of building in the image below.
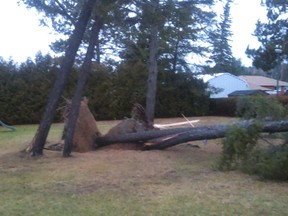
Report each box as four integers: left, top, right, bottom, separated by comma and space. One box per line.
204, 73, 288, 98
205, 73, 249, 98
240, 75, 288, 95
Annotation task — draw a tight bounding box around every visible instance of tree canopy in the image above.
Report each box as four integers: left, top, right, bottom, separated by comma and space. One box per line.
20, 0, 217, 67
246, 0, 288, 71
203, 0, 245, 75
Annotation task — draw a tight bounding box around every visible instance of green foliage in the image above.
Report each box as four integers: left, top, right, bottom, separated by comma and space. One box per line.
209, 96, 288, 117
157, 70, 209, 117
246, 1, 287, 71
217, 124, 262, 170
0, 55, 210, 124
276, 95, 288, 107
218, 124, 288, 180
204, 0, 246, 75
209, 98, 237, 116
208, 0, 234, 72
0, 54, 60, 124
218, 96, 288, 180
244, 143, 288, 180
102, 61, 148, 119
236, 96, 287, 120
113, 0, 217, 73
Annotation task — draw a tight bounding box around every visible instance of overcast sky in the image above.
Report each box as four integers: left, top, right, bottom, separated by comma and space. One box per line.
0, 0, 267, 66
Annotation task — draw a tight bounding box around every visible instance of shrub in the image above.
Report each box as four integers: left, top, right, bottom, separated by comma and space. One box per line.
244, 143, 288, 180
217, 124, 261, 171
236, 96, 287, 120
217, 96, 288, 180
209, 98, 237, 116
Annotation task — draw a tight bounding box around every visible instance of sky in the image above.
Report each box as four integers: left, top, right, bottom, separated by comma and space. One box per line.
0, 0, 267, 66
230, 0, 267, 66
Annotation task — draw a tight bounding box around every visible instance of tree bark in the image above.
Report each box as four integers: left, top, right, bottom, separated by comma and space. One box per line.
145, 0, 159, 125
63, 16, 103, 157
95, 119, 288, 150
28, 0, 97, 156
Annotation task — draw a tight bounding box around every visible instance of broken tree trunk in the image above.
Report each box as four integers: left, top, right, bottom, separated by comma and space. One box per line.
95, 119, 288, 150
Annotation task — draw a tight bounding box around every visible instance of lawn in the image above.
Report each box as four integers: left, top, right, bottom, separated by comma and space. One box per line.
0, 117, 287, 216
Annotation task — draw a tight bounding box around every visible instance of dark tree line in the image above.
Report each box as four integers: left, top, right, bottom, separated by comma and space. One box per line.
0, 53, 209, 125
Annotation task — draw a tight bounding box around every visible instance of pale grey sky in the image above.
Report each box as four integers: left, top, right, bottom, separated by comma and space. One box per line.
0, 0, 267, 66
230, 0, 266, 66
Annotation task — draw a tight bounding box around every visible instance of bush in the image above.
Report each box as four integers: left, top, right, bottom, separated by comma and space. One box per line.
218, 125, 288, 180
209, 98, 237, 116
217, 124, 261, 171
217, 96, 288, 180
236, 96, 287, 120
244, 144, 288, 180
276, 96, 288, 107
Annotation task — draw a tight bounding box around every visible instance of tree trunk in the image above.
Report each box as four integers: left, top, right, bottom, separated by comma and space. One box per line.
28, 0, 97, 156
145, 0, 159, 125
63, 16, 103, 157
95, 16, 103, 64
95, 119, 288, 150
172, 37, 180, 74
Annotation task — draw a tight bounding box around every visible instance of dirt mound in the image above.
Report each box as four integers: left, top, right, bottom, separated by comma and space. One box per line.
103, 103, 157, 150
63, 97, 101, 152
105, 103, 156, 137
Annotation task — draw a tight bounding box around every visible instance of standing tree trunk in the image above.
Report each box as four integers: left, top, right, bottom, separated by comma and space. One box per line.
63, 16, 103, 157
95, 15, 102, 65
27, 0, 97, 156
145, 0, 159, 126
172, 36, 180, 74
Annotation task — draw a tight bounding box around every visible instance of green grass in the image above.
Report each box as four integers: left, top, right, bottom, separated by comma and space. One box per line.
1, 117, 288, 216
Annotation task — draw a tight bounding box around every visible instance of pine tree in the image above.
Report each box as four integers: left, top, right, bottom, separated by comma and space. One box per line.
208, 0, 241, 74
246, 0, 288, 71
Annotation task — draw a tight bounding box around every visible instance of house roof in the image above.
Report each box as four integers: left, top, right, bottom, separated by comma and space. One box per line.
199, 73, 288, 98
199, 73, 225, 82
239, 76, 288, 87
208, 73, 245, 83
245, 82, 270, 90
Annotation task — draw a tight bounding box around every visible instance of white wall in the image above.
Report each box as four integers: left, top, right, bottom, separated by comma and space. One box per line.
208, 73, 249, 98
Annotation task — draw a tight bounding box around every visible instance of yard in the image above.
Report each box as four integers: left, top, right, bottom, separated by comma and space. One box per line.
0, 117, 287, 216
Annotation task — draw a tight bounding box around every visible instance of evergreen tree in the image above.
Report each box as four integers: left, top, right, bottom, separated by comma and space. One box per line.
246, 0, 288, 71
207, 0, 242, 74
114, 0, 215, 122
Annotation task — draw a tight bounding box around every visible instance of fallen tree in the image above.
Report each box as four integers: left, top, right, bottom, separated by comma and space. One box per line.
34, 101, 288, 154
95, 119, 288, 150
